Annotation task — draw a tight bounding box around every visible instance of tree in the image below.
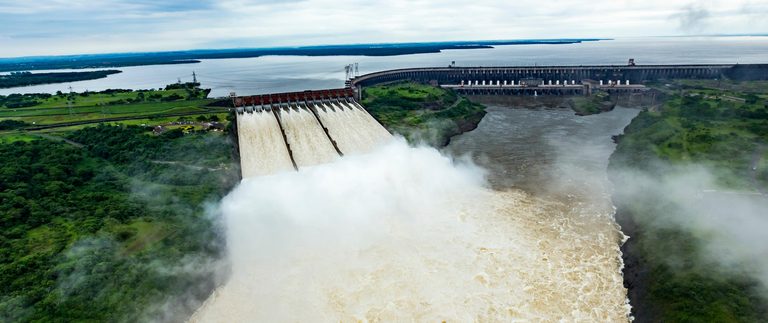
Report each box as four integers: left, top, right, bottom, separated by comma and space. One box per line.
0, 119, 29, 130
163, 128, 184, 139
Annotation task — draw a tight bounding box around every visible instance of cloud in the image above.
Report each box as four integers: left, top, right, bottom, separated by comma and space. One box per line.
0, 0, 766, 57
672, 3, 711, 33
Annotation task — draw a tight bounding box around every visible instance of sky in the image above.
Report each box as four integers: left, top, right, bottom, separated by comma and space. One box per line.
0, 0, 766, 58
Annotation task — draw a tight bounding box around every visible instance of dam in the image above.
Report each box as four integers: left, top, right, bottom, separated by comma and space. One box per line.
349, 64, 768, 98
232, 63, 768, 178
233, 88, 392, 178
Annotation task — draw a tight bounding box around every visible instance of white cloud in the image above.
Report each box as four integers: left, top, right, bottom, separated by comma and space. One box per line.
0, 0, 766, 57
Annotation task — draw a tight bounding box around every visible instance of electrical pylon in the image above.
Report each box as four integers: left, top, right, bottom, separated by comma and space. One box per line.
68, 86, 77, 117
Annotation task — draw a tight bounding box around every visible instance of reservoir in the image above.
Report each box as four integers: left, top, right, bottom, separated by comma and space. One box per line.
2, 36, 768, 97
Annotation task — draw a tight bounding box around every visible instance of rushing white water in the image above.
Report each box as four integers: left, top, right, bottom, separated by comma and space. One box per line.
315, 102, 391, 156
189, 139, 629, 322
236, 111, 295, 178
344, 101, 394, 138
278, 107, 339, 169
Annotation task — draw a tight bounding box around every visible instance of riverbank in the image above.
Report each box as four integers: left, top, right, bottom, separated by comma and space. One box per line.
361, 82, 486, 147
608, 79, 768, 321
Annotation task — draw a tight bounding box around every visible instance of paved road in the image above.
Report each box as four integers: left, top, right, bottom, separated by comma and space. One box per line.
31, 134, 84, 147
748, 145, 768, 196
23, 111, 225, 131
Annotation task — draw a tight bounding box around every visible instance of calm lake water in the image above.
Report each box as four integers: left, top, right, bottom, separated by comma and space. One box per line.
2, 36, 768, 97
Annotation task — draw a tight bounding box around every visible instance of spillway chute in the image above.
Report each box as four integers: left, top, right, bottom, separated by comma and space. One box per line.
236, 110, 295, 178
234, 89, 393, 178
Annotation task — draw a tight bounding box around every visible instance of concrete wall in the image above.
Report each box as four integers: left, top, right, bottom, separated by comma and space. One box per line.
349, 64, 768, 88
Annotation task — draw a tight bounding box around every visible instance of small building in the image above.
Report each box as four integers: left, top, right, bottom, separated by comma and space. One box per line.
721, 95, 746, 103
153, 125, 168, 135
209, 122, 225, 132
520, 78, 544, 87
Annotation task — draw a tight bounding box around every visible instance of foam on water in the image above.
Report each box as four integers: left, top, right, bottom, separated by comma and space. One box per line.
188, 139, 629, 322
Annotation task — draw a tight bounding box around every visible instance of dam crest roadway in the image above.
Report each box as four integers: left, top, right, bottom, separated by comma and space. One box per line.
348, 64, 768, 98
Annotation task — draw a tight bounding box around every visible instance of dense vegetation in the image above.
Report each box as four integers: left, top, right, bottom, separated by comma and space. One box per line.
164, 82, 200, 90
0, 93, 52, 109
0, 119, 29, 130
609, 82, 768, 322
0, 70, 122, 89
568, 91, 616, 115
0, 125, 234, 322
362, 82, 486, 146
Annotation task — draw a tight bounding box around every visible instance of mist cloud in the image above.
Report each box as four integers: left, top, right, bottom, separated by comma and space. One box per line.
188, 138, 631, 322
615, 163, 768, 294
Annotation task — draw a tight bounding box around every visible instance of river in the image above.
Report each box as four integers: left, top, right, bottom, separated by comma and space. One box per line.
2, 36, 768, 97
5, 36, 754, 321
188, 96, 640, 322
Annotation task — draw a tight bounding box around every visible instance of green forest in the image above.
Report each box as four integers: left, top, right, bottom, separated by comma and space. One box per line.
0, 70, 122, 89
0, 124, 235, 322
609, 83, 768, 322
361, 82, 486, 147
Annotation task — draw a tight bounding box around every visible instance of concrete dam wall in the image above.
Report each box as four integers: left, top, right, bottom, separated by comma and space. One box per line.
234, 89, 391, 178
349, 64, 768, 97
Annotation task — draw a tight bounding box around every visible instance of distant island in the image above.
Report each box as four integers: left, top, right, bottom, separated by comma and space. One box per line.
0, 70, 122, 89
0, 39, 603, 72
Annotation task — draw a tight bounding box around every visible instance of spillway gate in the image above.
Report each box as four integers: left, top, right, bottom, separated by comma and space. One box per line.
234, 88, 392, 178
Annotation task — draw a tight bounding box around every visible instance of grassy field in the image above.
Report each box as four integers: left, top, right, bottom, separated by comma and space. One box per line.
0, 87, 232, 143
7, 89, 190, 109
0, 112, 229, 135
364, 83, 445, 101
0, 133, 37, 143
361, 81, 485, 147
0, 99, 214, 117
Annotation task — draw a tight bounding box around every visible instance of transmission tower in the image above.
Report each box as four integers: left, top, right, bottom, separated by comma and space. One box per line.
193, 71, 197, 83
68, 86, 77, 117
354, 63, 359, 77
100, 94, 111, 117
344, 64, 352, 81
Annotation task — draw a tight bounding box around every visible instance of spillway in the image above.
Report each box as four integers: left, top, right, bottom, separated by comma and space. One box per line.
345, 100, 393, 139
235, 89, 393, 177
277, 106, 339, 169
314, 102, 391, 155
236, 111, 295, 178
